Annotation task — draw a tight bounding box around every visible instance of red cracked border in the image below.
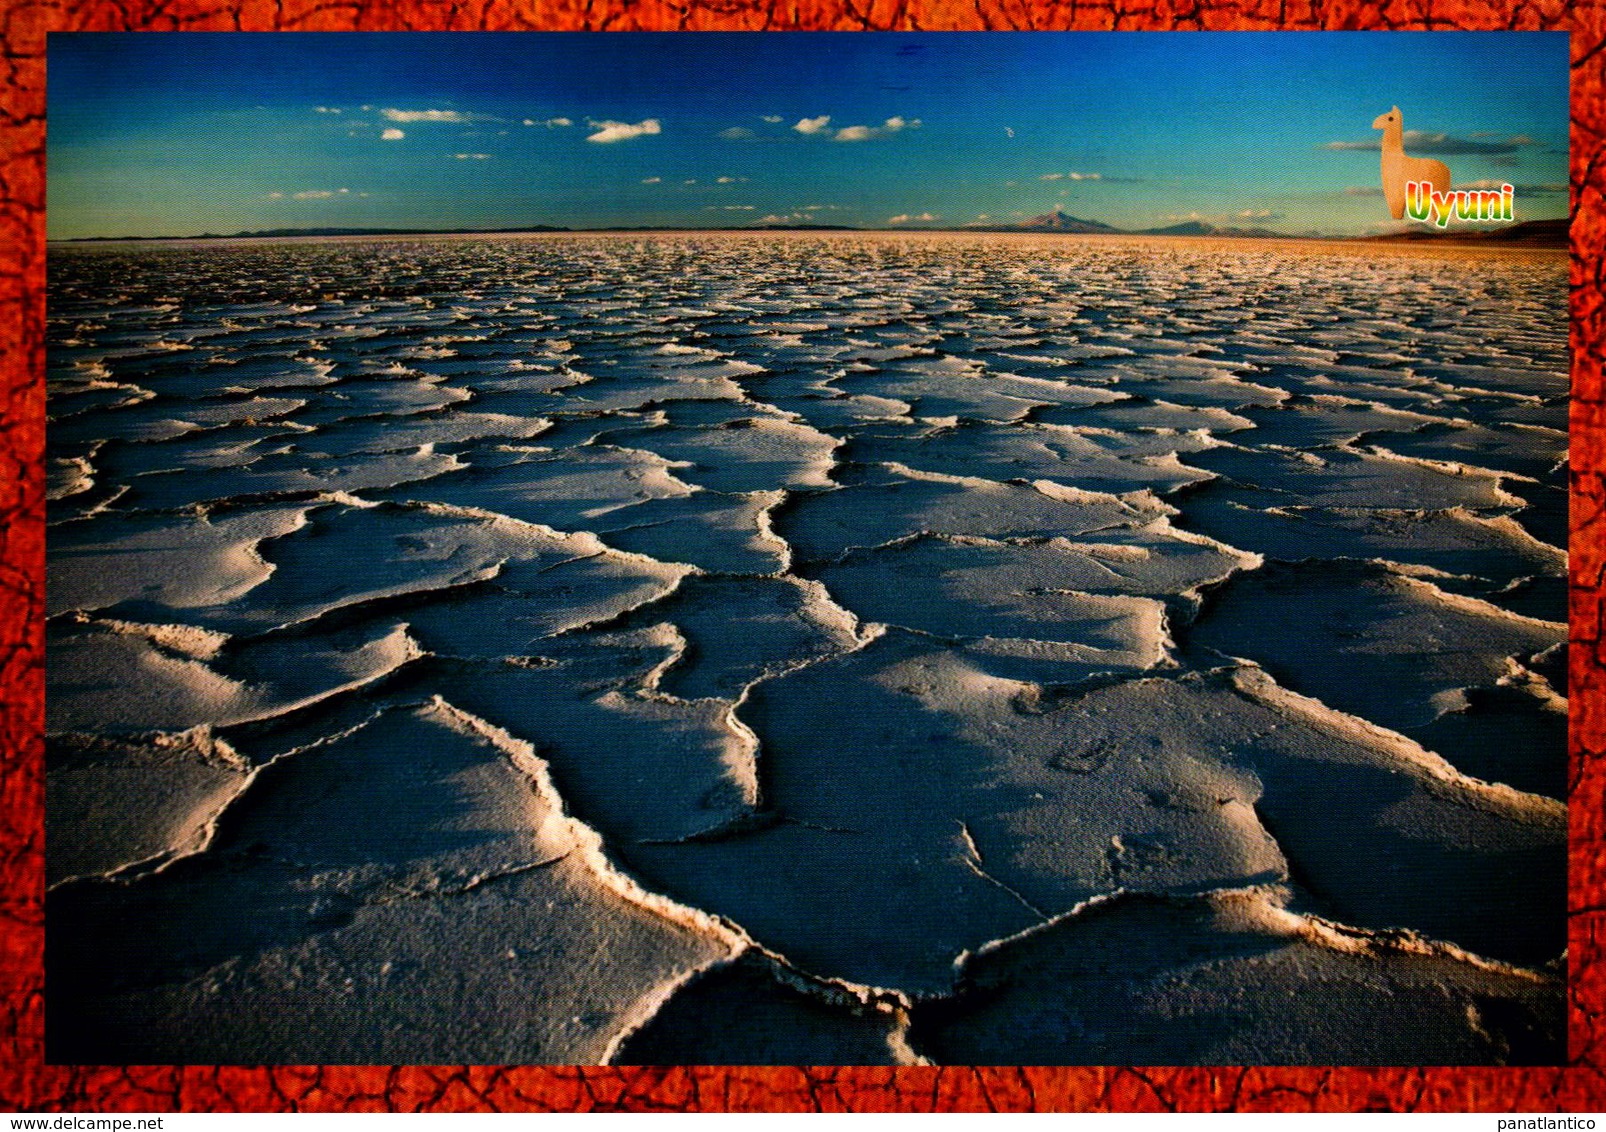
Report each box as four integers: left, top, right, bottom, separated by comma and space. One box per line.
2, 1, 1604, 1114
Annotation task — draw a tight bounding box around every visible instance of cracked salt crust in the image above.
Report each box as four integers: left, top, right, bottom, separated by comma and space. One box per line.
44, 233, 1569, 1065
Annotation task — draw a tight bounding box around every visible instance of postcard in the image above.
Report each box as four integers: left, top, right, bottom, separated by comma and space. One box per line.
34, 26, 1577, 1085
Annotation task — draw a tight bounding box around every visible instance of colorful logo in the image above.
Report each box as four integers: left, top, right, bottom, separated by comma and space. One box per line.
1403, 181, 1515, 228
1373, 106, 1515, 227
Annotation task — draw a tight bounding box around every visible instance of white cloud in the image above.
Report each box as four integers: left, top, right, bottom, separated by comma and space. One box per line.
525, 116, 572, 128
716, 176, 749, 184
759, 214, 792, 224
642, 176, 663, 184
381, 108, 469, 123
286, 188, 351, 200
1322, 130, 1535, 156
1042, 171, 1101, 181
381, 128, 405, 141
705, 205, 756, 211
586, 118, 661, 144
794, 115, 831, 135
835, 116, 921, 142
1005, 127, 1014, 138
762, 115, 783, 124
314, 106, 341, 114
453, 153, 490, 160
888, 211, 938, 224
718, 127, 754, 140
1040, 173, 1064, 181
266, 192, 284, 199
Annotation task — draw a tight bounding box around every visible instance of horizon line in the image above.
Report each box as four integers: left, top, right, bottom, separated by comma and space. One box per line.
51, 216, 1570, 244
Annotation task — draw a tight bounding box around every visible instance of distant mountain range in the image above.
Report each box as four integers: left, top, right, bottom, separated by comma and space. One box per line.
67, 224, 572, 241
58, 211, 1568, 246
954, 209, 1566, 244
966, 208, 1310, 239
1362, 216, 1568, 245
1000, 208, 1121, 234
1129, 219, 1308, 239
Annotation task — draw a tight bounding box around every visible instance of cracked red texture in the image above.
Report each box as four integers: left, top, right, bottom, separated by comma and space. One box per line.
2, 0, 1603, 1113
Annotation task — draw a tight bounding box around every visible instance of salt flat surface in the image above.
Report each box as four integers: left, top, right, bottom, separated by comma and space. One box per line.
46, 233, 1567, 1065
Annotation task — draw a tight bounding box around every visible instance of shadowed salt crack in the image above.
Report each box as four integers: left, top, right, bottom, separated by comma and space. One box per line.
49, 696, 750, 1063
900, 883, 1561, 1066
424, 696, 928, 1066
601, 650, 1565, 1055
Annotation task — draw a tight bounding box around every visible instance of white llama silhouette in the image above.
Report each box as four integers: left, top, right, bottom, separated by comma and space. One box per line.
1373, 107, 1452, 220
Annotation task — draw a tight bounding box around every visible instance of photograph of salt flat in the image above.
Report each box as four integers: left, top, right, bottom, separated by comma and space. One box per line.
44, 32, 1570, 1065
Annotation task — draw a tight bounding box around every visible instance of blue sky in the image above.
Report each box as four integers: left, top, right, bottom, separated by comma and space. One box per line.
46, 32, 1569, 238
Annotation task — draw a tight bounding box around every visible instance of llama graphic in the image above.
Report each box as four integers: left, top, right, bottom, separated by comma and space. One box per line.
1373, 107, 1451, 220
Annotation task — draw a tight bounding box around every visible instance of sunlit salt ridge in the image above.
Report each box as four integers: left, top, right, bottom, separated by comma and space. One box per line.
45, 233, 1567, 1065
